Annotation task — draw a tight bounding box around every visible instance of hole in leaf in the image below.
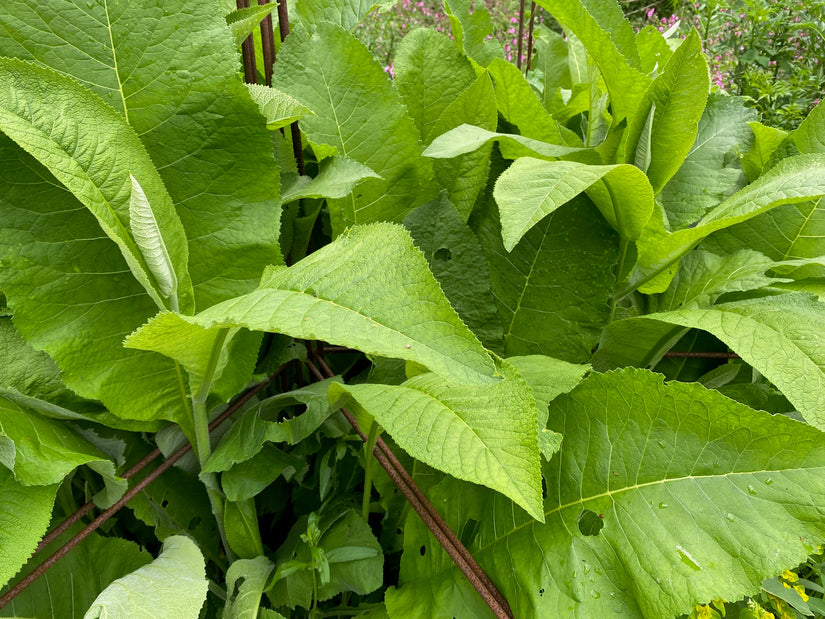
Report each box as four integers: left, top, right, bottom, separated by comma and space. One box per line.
434, 247, 452, 261
577, 509, 604, 536
539, 588, 545, 597
160, 500, 169, 508
459, 518, 480, 548
542, 476, 547, 499
419, 545, 426, 556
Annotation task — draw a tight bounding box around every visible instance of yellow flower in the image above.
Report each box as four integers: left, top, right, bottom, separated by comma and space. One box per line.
793, 584, 810, 602
695, 604, 715, 619
781, 569, 798, 582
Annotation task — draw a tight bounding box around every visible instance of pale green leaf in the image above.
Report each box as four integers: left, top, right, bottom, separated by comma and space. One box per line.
659, 93, 757, 229
534, 0, 649, 122
330, 357, 543, 521
273, 23, 437, 235
267, 511, 383, 609
442, 0, 504, 68
742, 121, 788, 181
223, 556, 274, 619
533, 25, 572, 107
403, 194, 503, 350
158, 224, 497, 386
495, 158, 654, 249
83, 536, 207, 619
623, 30, 709, 194
429, 75, 498, 220
0, 394, 125, 506
633, 102, 655, 173
281, 157, 381, 203
394, 28, 477, 145
2, 532, 151, 618
294, 0, 395, 31
471, 191, 618, 362
0, 0, 283, 308
633, 154, 825, 293
0, 58, 192, 313
424, 125, 589, 161
128, 175, 178, 307
387, 369, 825, 618
245, 84, 313, 131
226, 4, 278, 48
0, 469, 56, 590
636, 25, 673, 74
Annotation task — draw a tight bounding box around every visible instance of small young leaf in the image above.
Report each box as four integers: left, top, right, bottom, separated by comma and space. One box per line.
225, 4, 278, 48
246, 84, 313, 131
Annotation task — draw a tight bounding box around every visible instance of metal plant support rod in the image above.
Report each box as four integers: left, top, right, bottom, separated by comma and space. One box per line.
275, 0, 305, 174
307, 354, 514, 619
0, 367, 287, 609
525, 2, 537, 72
236, 0, 258, 83
662, 351, 740, 358
516, 0, 526, 69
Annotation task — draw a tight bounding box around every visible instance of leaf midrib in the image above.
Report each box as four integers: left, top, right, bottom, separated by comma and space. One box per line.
102, 0, 129, 125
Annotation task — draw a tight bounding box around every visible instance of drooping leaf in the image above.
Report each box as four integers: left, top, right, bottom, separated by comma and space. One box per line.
387, 369, 825, 618
534, 0, 649, 123
403, 195, 503, 350
294, 0, 396, 31
1, 531, 152, 618
225, 3, 278, 47
223, 556, 274, 619
267, 510, 383, 609
442, 0, 504, 68
330, 357, 544, 521
281, 157, 382, 203
83, 536, 207, 619
471, 191, 619, 363
632, 154, 825, 293
429, 75, 499, 220
741, 121, 788, 181
273, 23, 437, 235
0, 0, 283, 308
0, 395, 125, 506
623, 30, 709, 194
424, 125, 589, 161
0, 58, 192, 313
205, 379, 342, 474
246, 84, 314, 131
148, 224, 497, 387
0, 469, 56, 590
494, 158, 654, 249
393, 28, 477, 145
659, 93, 757, 229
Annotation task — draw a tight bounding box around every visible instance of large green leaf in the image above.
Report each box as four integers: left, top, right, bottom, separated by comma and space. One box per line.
281, 157, 381, 204
1, 532, 151, 618
623, 30, 709, 194
0, 394, 124, 505
0, 469, 56, 590
83, 536, 207, 619
331, 358, 543, 521
471, 190, 619, 363
659, 94, 757, 229
618, 294, 825, 429
387, 369, 825, 618
245, 84, 313, 131
294, 0, 395, 31
273, 23, 437, 235
223, 556, 274, 619
534, 0, 649, 123
424, 125, 589, 161
632, 154, 825, 294
136, 224, 497, 386
429, 75, 499, 220
0, 59, 192, 313
494, 158, 654, 249
394, 28, 477, 145
0, 0, 283, 308
403, 195, 503, 350
442, 0, 504, 68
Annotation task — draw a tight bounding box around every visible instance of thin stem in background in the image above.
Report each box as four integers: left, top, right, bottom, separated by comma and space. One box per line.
306, 354, 513, 619
236, 0, 258, 83
258, 0, 277, 86
516, 0, 526, 69
0, 366, 288, 610
525, 2, 536, 73
275, 0, 305, 175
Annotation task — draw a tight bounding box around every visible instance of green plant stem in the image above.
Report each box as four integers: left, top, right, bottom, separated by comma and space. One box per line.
361, 421, 380, 522
610, 238, 630, 321
191, 328, 233, 561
